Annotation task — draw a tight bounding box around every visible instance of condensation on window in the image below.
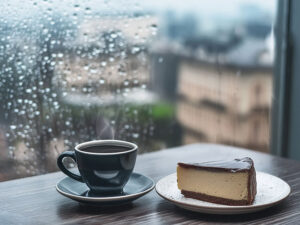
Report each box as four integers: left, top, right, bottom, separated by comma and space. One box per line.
0, 0, 276, 180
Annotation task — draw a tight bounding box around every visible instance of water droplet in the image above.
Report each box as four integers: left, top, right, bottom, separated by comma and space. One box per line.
84, 65, 89, 70
99, 78, 105, 84
43, 28, 49, 34
132, 133, 139, 138
90, 69, 98, 74
150, 24, 158, 35
85, 7, 91, 13
131, 46, 140, 54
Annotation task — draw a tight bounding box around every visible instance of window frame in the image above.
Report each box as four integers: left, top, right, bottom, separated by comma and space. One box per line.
271, 0, 300, 159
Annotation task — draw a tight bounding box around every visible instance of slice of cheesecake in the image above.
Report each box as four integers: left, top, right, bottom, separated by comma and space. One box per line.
177, 157, 256, 205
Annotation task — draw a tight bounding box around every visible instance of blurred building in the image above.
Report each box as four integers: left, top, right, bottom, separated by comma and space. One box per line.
177, 59, 271, 152
151, 7, 274, 152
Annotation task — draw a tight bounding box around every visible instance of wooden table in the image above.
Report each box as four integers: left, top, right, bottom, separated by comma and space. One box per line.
0, 143, 299, 225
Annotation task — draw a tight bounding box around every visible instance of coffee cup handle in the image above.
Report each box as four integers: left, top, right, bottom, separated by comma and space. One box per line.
57, 151, 83, 182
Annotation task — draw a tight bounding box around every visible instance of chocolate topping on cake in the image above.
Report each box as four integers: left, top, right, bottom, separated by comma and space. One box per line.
178, 157, 254, 172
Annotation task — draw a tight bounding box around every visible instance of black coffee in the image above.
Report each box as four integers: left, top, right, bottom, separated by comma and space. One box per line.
80, 145, 132, 153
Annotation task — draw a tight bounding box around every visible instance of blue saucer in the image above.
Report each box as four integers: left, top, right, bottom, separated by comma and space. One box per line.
56, 172, 155, 206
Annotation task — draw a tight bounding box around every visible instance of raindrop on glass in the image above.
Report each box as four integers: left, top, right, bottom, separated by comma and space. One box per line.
10, 125, 17, 130
132, 133, 139, 139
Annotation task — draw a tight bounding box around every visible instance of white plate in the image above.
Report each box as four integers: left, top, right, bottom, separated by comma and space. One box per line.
155, 172, 291, 214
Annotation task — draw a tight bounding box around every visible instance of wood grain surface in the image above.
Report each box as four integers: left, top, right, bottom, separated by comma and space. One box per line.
0, 143, 299, 225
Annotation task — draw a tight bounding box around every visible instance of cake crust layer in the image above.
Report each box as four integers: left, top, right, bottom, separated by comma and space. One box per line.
181, 190, 251, 206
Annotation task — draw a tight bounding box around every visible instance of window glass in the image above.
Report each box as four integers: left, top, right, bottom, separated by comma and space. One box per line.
0, 0, 277, 180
